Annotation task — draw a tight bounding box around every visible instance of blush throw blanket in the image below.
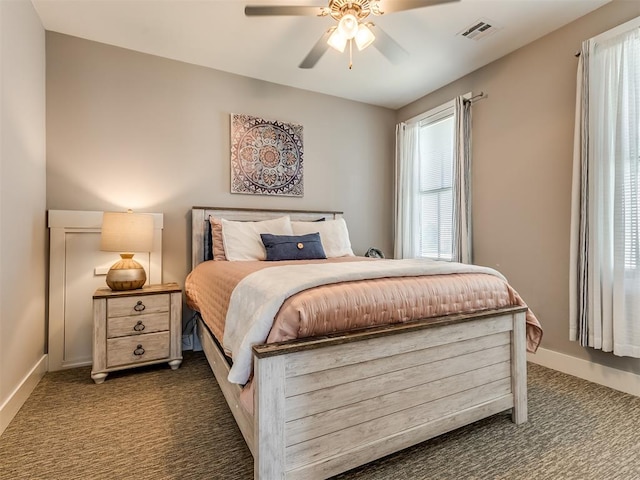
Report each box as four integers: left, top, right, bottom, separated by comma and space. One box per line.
223, 258, 538, 385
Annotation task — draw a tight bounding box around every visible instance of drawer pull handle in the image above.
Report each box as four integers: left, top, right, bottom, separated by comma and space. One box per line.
134, 301, 146, 312
133, 320, 145, 332
133, 344, 145, 356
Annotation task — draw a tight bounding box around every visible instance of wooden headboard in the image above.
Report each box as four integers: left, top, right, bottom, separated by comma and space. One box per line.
191, 206, 343, 269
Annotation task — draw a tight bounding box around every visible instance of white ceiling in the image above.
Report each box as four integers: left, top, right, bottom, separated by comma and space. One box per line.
32, 0, 611, 109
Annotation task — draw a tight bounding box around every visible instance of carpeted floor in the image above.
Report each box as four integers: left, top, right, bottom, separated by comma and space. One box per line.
0, 351, 638, 480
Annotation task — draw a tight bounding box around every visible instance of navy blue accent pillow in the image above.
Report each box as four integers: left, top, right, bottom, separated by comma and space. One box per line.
260, 233, 327, 261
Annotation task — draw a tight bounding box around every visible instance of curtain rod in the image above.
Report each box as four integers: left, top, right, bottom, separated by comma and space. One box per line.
404, 92, 486, 124
466, 92, 487, 103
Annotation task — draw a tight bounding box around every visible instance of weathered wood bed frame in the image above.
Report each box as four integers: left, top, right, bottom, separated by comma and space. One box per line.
191, 206, 528, 480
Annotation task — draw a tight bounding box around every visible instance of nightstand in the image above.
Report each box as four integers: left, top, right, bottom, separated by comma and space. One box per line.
91, 282, 182, 384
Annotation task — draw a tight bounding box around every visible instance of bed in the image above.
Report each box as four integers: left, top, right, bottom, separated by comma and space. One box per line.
187, 206, 541, 479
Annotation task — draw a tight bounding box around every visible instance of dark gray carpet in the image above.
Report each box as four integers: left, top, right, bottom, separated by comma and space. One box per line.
0, 352, 638, 479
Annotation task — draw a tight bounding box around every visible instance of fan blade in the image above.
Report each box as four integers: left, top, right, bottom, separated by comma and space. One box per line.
299, 29, 333, 69
369, 24, 408, 65
245, 5, 326, 16
376, 0, 459, 14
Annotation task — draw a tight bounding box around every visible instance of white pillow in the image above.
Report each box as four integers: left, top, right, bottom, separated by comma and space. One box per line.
291, 218, 354, 258
222, 216, 293, 261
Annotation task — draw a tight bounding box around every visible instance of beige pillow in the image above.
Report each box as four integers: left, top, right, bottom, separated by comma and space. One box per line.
208, 217, 227, 261
222, 216, 293, 261
291, 218, 354, 258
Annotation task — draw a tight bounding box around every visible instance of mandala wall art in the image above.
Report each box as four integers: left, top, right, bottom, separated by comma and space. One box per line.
230, 113, 304, 197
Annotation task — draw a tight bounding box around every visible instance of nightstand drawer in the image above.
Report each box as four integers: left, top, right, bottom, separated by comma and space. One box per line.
106, 331, 170, 367
107, 294, 169, 318
107, 312, 170, 339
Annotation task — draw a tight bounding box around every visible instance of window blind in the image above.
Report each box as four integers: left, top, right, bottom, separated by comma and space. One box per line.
418, 112, 455, 260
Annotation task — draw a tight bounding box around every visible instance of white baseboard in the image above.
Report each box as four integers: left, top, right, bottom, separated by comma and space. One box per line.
0, 354, 48, 436
527, 347, 640, 397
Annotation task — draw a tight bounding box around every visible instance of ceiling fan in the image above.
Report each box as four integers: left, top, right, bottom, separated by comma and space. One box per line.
245, 0, 460, 69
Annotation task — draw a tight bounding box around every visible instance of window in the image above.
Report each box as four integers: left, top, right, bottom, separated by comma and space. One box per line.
394, 95, 471, 263
587, 23, 640, 273
623, 153, 640, 271
418, 107, 455, 260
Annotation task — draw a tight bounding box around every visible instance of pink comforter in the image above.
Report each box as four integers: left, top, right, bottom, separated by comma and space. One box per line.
186, 257, 542, 356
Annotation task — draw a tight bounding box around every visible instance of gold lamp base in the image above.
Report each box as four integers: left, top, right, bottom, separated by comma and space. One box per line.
106, 253, 147, 291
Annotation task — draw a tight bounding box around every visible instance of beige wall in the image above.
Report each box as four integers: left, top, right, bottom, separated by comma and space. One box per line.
398, 0, 640, 375
0, 0, 47, 434
46, 33, 396, 294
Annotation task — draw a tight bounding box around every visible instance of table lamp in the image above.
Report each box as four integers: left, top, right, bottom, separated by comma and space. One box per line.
100, 210, 154, 290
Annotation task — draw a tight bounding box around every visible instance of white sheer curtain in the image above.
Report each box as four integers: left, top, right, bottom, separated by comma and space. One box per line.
394, 122, 420, 259
570, 20, 640, 357
394, 96, 472, 262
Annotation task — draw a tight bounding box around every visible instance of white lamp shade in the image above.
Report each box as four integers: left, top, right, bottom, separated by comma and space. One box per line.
355, 24, 375, 51
327, 28, 348, 52
100, 211, 154, 253
337, 14, 359, 39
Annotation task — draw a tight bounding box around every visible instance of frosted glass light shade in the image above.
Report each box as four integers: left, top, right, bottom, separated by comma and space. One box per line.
338, 14, 358, 39
355, 24, 375, 51
101, 211, 154, 253
327, 29, 348, 52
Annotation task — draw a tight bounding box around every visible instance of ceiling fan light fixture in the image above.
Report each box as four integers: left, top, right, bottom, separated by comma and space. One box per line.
337, 13, 359, 39
327, 29, 348, 52
355, 23, 375, 50
247, 0, 459, 70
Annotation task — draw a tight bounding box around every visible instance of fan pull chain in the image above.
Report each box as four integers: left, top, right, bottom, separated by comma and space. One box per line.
349, 39, 353, 70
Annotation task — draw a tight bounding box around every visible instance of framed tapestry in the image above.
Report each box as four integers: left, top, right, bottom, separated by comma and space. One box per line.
230, 113, 304, 197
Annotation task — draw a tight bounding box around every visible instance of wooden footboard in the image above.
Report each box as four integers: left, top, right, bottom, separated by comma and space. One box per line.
200, 306, 528, 480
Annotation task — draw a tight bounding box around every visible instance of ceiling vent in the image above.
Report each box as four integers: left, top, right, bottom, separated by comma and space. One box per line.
458, 19, 500, 41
